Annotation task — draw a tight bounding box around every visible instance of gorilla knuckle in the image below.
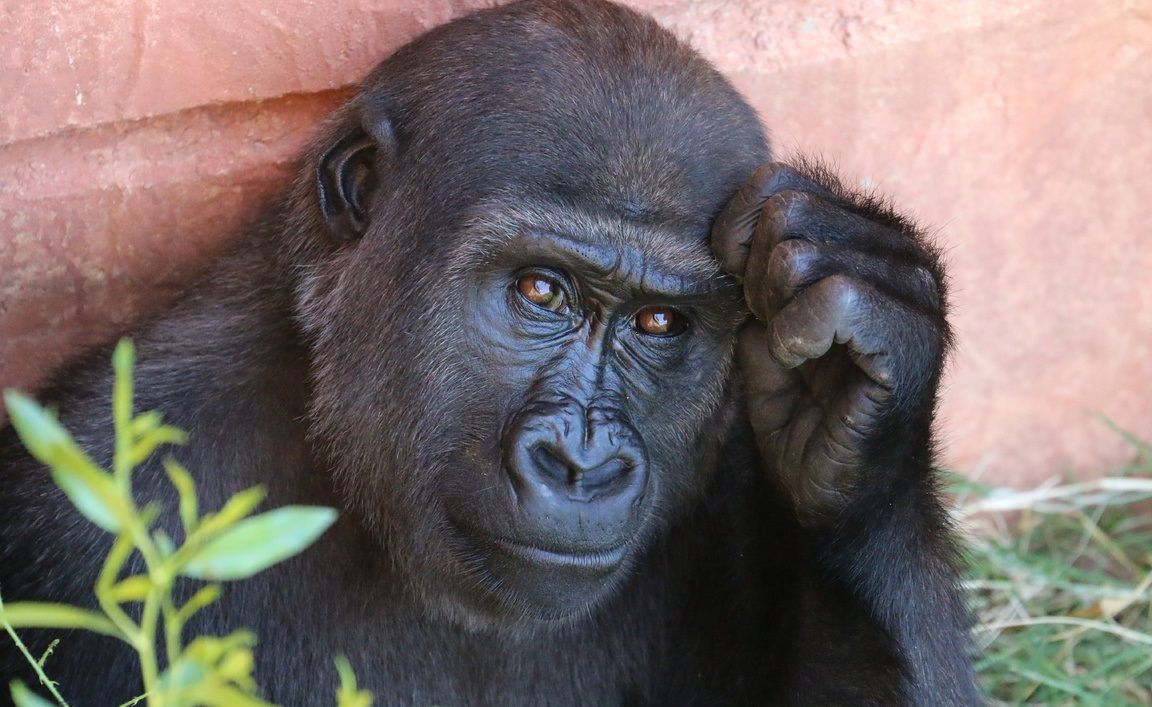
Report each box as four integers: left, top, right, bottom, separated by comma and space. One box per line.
767, 239, 822, 297
766, 189, 817, 231
749, 161, 799, 195
816, 273, 865, 315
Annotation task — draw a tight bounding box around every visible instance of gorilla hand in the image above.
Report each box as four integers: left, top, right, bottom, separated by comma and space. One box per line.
711, 162, 949, 526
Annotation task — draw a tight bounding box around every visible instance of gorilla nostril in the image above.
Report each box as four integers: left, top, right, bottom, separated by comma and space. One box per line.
525, 443, 635, 498
578, 458, 631, 492
529, 444, 574, 485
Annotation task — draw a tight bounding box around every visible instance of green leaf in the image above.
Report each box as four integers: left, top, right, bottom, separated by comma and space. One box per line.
154, 529, 176, 558
335, 655, 374, 707
9, 681, 58, 707
335, 655, 358, 690
108, 576, 153, 603
156, 656, 208, 692
162, 631, 262, 699
176, 585, 221, 623
96, 533, 136, 599
0, 602, 124, 641
112, 339, 135, 481
3, 391, 128, 533
112, 339, 134, 431
129, 410, 163, 438
182, 506, 337, 581
194, 487, 268, 541
164, 457, 199, 534
137, 503, 161, 530
185, 631, 256, 662
50, 466, 124, 533
128, 425, 186, 467
214, 646, 256, 683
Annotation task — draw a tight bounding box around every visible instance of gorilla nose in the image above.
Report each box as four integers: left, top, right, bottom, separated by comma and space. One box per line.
503, 401, 648, 548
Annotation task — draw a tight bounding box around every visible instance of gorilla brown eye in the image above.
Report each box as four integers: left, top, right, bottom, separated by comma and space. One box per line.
516, 274, 568, 313
634, 306, 687, 337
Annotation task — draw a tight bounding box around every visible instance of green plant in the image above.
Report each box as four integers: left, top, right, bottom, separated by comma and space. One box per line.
0, 340, 372, 707
952, 431, 1152, 706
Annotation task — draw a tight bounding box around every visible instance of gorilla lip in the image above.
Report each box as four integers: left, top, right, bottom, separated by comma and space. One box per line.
492, 538, 626, 572
446, 517, 628, 573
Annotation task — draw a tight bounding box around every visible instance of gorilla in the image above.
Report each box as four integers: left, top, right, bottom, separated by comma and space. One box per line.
0, 0, 980, 704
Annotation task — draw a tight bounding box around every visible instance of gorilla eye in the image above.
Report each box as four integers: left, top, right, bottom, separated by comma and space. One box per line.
516, 274, 569, 313
634, 306, 687, 337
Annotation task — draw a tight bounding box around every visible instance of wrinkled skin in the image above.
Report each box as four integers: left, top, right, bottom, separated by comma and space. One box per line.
0, 1, 980, 705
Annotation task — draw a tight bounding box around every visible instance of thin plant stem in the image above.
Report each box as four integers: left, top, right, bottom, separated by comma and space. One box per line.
162, 592, 181, 670
95, 534, 140, 639
0, 592, 70, 706
137, 588, 163, 707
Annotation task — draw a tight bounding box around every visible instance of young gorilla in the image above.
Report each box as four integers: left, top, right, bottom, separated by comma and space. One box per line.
0, 0, 980, 704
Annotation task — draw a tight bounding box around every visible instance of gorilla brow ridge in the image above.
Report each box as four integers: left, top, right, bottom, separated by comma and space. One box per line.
446, 195, 726, 293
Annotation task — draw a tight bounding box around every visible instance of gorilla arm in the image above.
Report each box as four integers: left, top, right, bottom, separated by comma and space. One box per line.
712, 162, 982, 705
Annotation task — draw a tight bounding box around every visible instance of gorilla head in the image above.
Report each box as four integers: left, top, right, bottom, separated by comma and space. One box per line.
286, 0, 768, 624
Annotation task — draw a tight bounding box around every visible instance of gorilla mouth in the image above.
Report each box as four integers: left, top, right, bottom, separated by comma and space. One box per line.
447, 514, 629, 572
440, 516, 635, 621
491, 537, 627, 573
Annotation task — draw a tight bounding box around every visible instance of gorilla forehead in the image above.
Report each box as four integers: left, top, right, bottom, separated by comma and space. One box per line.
448, 194, 727, 299
357, 0, 769, 230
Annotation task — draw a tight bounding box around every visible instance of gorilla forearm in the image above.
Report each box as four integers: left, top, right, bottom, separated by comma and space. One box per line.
713, 160, 978, 703
799, 460, 980, 705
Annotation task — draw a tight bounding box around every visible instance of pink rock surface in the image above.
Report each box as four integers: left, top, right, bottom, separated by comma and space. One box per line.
2, 0, 1150, 487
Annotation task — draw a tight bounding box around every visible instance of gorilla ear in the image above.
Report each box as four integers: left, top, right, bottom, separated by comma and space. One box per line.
317, 117, 395, 242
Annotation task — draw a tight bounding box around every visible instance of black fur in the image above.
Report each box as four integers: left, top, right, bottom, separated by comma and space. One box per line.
0, 1, 980, 704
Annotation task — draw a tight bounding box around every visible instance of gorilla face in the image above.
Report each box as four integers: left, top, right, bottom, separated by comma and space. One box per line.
295, 0, 767, 625
434, 200, 744, 619
303, 194, 745, 626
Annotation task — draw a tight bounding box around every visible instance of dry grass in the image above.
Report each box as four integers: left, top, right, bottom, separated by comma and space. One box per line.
953, 425, 1152, 705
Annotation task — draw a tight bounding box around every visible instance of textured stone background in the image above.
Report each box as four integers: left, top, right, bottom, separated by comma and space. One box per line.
1, 0, 1149, 486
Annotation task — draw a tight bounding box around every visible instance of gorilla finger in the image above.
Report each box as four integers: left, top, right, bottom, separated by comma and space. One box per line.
710, 162, 829, 276
742, 215, 785, 321
759, 188, 926, 261
766, 241, 943, 315
767, 275, 944, 392
766, 275, 856, 370
764, 239, 822, 315
736, 322, 803, 434
742, 192, 830, 318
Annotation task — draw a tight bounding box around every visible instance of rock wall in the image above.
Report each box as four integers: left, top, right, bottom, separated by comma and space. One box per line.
2, 0, 1149, 486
